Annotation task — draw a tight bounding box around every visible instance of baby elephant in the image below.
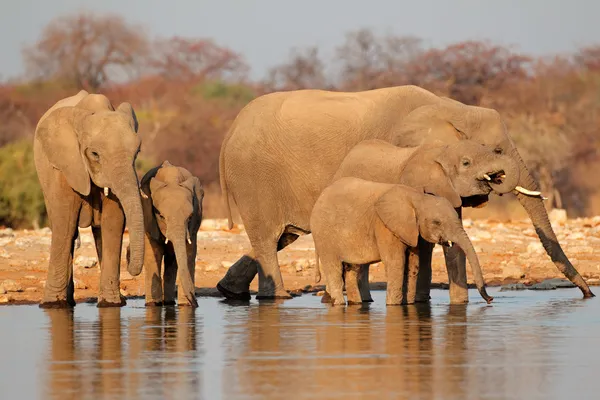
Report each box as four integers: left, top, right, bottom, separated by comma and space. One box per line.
310, 177, 492, 306
136, 161, 204, 307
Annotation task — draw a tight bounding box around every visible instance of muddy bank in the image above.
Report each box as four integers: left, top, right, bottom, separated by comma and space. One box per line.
1, 213, 599, 304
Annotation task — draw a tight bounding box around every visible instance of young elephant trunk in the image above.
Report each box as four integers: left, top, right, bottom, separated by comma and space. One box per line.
171, 228, 198, 308
511, 148, 594, 298
450, 229, 493, 304
111, 171, 145, 277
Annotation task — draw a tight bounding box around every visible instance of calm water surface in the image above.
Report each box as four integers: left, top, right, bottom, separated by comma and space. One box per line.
0, 288, 599, 400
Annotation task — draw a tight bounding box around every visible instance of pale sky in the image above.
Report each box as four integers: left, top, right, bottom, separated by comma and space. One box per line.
1, 0, 599, 81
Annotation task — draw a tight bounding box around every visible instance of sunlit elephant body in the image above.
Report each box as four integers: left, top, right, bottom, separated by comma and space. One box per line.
137, 161, 204, 307
311, 178, 493, 306
34, 90, 145, 308
218, 85, 593, 301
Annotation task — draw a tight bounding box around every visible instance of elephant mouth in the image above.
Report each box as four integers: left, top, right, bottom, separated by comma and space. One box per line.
480, 170, 506, 186
438, 239, 455, 248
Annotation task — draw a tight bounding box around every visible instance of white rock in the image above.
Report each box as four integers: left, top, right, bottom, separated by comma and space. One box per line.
549, 208, 568, 225
568, 232, 585, 240
0, 285, 5, 294
205, 264, 220, 272
0, 228, 15, 237
73, 279, 87, 289
39, 227, 51, 235
292, 258, 310, 272
221, 261, 234, 269
0, 279, 22, 292
477, 231, 493, 240
75, 255, 97, 269
527, 242, 544, 254
25, 287, 37, 293
0, 295, 10, 303
0, 237, 14, 247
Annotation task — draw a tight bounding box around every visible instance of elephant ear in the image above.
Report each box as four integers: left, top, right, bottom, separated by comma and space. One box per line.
139, 167, 162, 241
181, 176, 204, 224
116, 102, 139, 133
430, 153, 462, 208
36, 107, 92, 196
375, 186, 419, 247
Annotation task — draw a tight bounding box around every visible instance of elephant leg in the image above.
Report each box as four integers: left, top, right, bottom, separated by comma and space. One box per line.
320, 256, 346, 306
415, 238, 434, 303
254, 238, 292, 299
144, 235, 164, 306
40, 188, 81, 308
92, 226, 102, 268
444, 208, 469, 304
357, 264, 373, 302
97, 193, 126, 307
377, 229, 407, 306
344, 264, 362, 305
405, 246, 420, 305
163, 250, 177, 305
216, 252, 258, 301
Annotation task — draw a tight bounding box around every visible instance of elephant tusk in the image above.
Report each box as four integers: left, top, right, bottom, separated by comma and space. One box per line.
187, 237, 192, 245
140, 190, 148, 199
483, 174, 492, 181
448, 240, 453, 247
165, 238, 169, 244
500, 174, 506, 179
104, 187, 110, 197
514, 186, 547, 199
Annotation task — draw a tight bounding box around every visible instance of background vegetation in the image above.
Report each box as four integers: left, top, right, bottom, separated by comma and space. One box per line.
2, 12, 600, 228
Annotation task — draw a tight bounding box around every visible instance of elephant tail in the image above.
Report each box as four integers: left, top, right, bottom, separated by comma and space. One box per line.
219, 133, 234, 231
314, 250, 321, 283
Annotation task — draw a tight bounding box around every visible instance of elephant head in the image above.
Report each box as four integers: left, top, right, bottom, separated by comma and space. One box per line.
35, 99, 145, 276
375, 186, 493, 304
390, 100, 593, 297
141, 161, 204, 307
402, 140, 520, 208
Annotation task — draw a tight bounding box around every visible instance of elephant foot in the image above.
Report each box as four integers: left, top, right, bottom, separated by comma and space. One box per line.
583, 290, 596, 299
321, 292, 332, 303
363, 298, 374, 303
163, 300, 176, 306
415, 294, 431, 303
217, 283, 251, 301
97, 296, 126, 308
39, 299, 75, 309
255, 292, 293, 300
145, 301, 163, 307
347, 300, 363, 305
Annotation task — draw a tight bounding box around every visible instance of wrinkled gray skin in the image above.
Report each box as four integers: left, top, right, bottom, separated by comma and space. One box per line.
135, 161, 204, 308
311, 177, 493, 306
218, 85, 593, 302
34, 90, 145, 308
317, 138, 519, 303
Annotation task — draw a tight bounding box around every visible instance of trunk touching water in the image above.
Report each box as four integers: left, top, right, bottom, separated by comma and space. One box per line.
112, 169, 145, 277
172, 227, 199, 308
512, 148, 594, 298
451, 228, 493, 304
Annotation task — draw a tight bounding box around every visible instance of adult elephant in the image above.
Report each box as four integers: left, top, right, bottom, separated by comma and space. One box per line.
217, 85, 594, 301
34, 90, 145, 308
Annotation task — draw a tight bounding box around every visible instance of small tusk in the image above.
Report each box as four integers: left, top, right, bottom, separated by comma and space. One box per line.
500, 174, 506, 179
448, 240, 453, 247
140, 190, 148, 199
187, 237, 192, 245
165, 238, 169, 244
104, 187, 109, 196
515, 186, 544, 197
483, 174, 491, 181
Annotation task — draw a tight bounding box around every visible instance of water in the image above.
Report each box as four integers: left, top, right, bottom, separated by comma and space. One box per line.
0, 288, 598, 400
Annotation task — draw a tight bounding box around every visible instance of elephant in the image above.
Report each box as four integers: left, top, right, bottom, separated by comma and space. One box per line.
310, 177, 493, 306
217, 85, 593, 302
34, 90, 145, 308
136, 160, 204, 307
320, 138, 519, 302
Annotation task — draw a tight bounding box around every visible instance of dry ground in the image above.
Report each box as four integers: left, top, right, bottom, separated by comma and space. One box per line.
1, 212, 600, 304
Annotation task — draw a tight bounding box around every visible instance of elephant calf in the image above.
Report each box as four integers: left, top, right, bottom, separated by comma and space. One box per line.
134, 161, 204, 307
310, 177, 493, 306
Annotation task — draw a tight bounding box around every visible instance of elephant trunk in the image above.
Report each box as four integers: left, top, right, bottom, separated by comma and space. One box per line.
111, 168, 145, 277
449, 227, 493, 304
512, 148, 594, 298
483, 155, 520, 195
170, 226, 198, 308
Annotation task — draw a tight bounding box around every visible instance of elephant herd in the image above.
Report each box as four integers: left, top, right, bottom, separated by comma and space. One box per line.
33, 86, 595, 309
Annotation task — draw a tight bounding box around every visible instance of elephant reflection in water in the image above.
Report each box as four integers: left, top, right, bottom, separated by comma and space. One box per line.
44, 307, 198, 400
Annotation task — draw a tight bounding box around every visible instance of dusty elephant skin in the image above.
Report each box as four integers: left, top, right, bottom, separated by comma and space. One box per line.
329, 138, 519, 303
217, 85, 593, 302
310, 178, 492, 306
33, 90, 145, 308
134, 161, 204, 308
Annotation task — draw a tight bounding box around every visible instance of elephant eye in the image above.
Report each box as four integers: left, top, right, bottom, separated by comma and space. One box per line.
432, 219, 442, 226
461, 158, 471, 167
494, 147, 503, 154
